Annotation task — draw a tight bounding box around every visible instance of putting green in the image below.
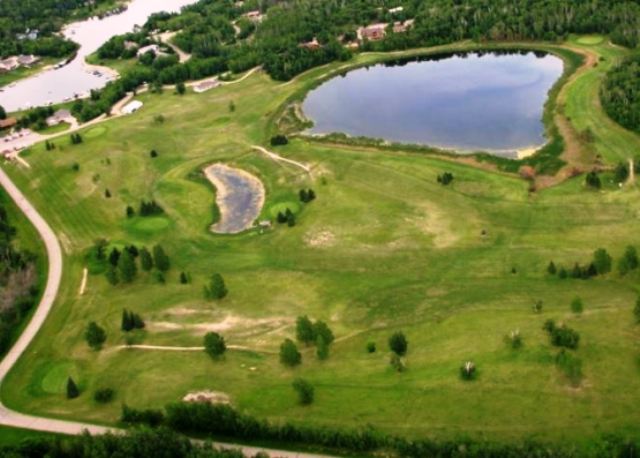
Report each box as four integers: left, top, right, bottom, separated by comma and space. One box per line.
576, 36, 604, 45
124, 216, 171, 235
84, 126, 107, 139
41, 362, 79, 394
269, 201, 300, 218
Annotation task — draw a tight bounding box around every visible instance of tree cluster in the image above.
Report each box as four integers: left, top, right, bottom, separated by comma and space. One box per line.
601, 54, 640, 134
138, 200, 165, 217
437, 172, 454, 186
547, 248, 612, 279
543, 319, 580, 349
299, 189, 316, 203
276, 208, 296, 227
69, 133, 83, 145
121, 309, 145, 332
295, 315, 334, 360
104, 243, 170, 285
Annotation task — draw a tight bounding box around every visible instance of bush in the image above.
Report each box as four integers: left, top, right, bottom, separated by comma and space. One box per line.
505, 330, 522, 349
544, 320, 580, 349
292, 378, 314, 405
555, 350, 583, 386
585, 171, 601, 189
571, 297, 584, 314
204, 332, 226, 359
94, 388, 115, 403
437, 172, 454, 185
366, 342, 376, 353
121, 404, 165, 427
388, 331, 407, 356
67, 377, 80, 399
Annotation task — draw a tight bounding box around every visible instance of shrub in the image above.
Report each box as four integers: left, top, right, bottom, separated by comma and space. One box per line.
547, 261, 557, 275
292, 378, 314, 405
388, 331, 408, 356
532, 300, 543, 314
437, 172, 454, 185
94, 388, 115, 403
121, 404, 165, 427
593, 248, 612, 275
279, 338, 301, 367
150, 149, 158, 158
366, 342, 376, 353
585, 171, 601, 189
544, 320, 580, 349
204, 332, 226, 359
460, 361, 476, 380
204, 273, 227, 300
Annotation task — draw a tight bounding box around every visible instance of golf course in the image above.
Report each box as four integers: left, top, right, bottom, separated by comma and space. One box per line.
3, 34, 640, 449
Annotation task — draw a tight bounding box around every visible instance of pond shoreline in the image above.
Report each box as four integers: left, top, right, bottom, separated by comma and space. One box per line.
203, 164, 265, 235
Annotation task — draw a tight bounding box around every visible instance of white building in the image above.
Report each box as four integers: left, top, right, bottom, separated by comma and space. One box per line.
121, 100, 143, 115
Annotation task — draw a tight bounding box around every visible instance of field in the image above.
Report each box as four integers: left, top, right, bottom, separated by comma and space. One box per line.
3, 36, 640, 444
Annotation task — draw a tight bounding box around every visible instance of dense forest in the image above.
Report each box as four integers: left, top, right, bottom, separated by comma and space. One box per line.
0, 192, 39, 356
0, 0, 115, 58
0, 427, 244, 458
601, 54, 640, 134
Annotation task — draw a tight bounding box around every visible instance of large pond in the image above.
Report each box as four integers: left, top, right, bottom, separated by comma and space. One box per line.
302, 51, 564, 156
0, 0, 197, 112
204, 164, 265, 235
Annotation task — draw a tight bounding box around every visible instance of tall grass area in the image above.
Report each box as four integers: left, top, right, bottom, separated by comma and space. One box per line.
2, 38, 640, 445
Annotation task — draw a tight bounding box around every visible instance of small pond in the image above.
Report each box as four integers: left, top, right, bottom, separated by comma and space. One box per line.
204, 164, 265, 235
302, 51, 564, 156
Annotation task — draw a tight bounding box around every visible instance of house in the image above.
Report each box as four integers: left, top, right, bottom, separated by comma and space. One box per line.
46, 109, 73, 127
299, 38, 321, 50
121, 100, 143, 115
244, 10, 263, 22
0, 118, 17, 130
17, 55, 40, 67
193, 79, 220, 93
393, 19, 414, 34
357, 23, 388, 41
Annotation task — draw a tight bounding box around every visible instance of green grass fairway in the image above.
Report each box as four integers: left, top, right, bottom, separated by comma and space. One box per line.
3, 39, 640, 443
576, 36, 605, 46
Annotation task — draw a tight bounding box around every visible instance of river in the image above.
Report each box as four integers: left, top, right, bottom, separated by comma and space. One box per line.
0, 0, 198, 112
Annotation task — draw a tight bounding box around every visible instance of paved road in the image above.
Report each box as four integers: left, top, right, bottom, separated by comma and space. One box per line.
0, 165, 334, 457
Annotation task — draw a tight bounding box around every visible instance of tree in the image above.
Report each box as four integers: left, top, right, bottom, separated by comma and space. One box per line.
150, 149, 158, 158
126, 205, 136, 218
205, 273, 227, 300
105, 189, 111, 198
270, 134, 288, 146
366, 342, 376, 353
292, 378, 314, 405
105, 265, 119, 285
176, 82, 186, 95
571, 297, 584, 314
279, 338, 301, 367
94, 238, 108, 261
67, 377, 80, 399
229, 101, 236, 112
153, 245, 170, 272
108, 247, 121, 267
0, 105, 6, 120
547, 261, 557, 275
118, 249, 137, 283
585, 171, 601, 189
593, 248, 612, 275
139, 246, 153, 271
204, 332, 226, 359
614, 162, 629, 183
316, 334, 329, 360
388, 331, 408, 356
85, 322, 107, 350
295, 315, 315, 345
180, 271, 189, 284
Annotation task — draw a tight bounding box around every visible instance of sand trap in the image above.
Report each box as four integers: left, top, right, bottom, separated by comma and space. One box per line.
183, 390, 230, 404
204, 164, 265, 234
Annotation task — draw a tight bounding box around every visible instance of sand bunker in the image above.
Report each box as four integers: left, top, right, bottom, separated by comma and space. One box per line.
183, 390, 230, 404
204, 163, 265, 234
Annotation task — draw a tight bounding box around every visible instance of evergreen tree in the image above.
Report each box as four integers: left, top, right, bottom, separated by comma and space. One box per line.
279, 338, 301, 367
313, 320, 334, 345
139, 247, 153, 271
121, 309, 134, 331
105, 265, 119, 285
296, 315, 315, 345
299, 189, 308, 203
105, 189, 111, 198
126, 206, 135, 218
67, 377, 80, 399
547, 261, 557, 275
176, 82, 186, 95
118, 249, 137, 283
85, 321, 107, 350
585, 171, 601, 189
150, 149, 158, 158
205, 273, 227, 300
109, 247, 121, 267
276, 211, 287, 224
619, 245, 639, 275
153, 245, 170, 272
204, 332, 226, 359
180, 272, 189, 284
389, 331, 408, 356
316, 334, 329, 360
126, 245, 139, 257
292, 378, 314, 405
132, 312, 145, 329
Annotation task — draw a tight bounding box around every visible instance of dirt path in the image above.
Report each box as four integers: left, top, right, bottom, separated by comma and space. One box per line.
154, 31, 191, 63
251, 145, 311, 174
78, 267, 88, 295
116, 344, 278, 354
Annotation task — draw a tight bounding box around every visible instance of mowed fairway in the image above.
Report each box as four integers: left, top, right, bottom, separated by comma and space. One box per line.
3, 38, 640, 443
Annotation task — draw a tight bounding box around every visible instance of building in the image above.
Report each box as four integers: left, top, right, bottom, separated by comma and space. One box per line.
244, 10, 263, 22
121, 100, 143, 115
299, 38, 321, 50
0, 118, 17, 130
46, 109, 74, 127
17, 55, 40, 67
357, 23, 388, 41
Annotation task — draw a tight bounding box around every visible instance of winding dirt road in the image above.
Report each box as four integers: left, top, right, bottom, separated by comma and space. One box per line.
0, 164, 333, 457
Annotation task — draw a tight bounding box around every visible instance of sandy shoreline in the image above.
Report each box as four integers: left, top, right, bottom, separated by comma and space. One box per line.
203, 163, 266, 234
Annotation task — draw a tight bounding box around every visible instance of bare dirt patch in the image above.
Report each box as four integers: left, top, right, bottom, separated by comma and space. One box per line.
304, 229, 336, 248
183, 390, 230, 404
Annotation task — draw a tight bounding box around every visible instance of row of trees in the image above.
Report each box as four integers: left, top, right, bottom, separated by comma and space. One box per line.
101, 243, 170, 285
601, 54, 640, 134
548, 246, 639, 278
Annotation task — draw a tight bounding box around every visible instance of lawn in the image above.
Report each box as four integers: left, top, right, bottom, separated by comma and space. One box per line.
2, 38, 640, 445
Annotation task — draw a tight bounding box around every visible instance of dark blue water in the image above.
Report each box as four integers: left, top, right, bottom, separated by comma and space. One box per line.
302, 51, 564, 155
